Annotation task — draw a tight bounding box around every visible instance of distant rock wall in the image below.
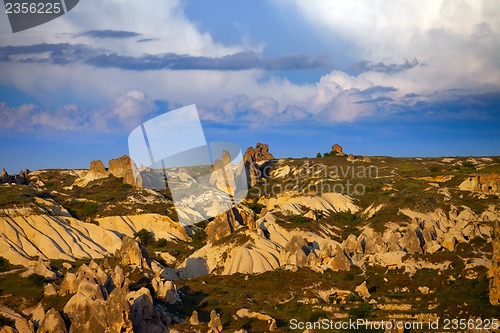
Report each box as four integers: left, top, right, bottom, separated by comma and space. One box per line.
73, 155, 142, 187
0, 168, 29, 185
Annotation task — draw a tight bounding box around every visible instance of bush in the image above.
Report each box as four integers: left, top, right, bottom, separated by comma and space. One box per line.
247, 202, 264, 214
0, 314, 14, 327
134, 228, 154, 246
156, 238, 168, 248
28, 273, 46, 286
0, 256, 13, 272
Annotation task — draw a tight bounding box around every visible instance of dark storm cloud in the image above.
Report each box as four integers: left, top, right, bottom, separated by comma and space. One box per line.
355, 59, 420, 74
0, 43, 330, 71
79, 29, 142, 39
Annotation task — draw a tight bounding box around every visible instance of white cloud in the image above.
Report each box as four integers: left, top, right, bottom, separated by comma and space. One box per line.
0, 0, 243, 57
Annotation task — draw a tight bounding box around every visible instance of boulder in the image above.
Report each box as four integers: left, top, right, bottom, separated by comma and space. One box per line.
127, 288, 166, 333
283, 236, 310, 266
63, 281, 107, 333
59, 261, 108, 295
362, 156, 372, 163
398, 229, 422, 254
347, 154, 355, 162
106, 288, 133, 333
37, 309, 67, 333
151, 277, 181, 304
32, 260, 56, 279
44, 283, 57, 296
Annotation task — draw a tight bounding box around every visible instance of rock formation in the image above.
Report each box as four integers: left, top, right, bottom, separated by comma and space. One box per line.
151, 277, 181, 304
208, 309, 223, 333
0, 168, 29, 184
73, 155, 142, 187
238, 143, 275, 186
209, 150, 237, 196
127, 288, 167, 332
234, 308, 277, 332
115, 236, 151, 269
205, 205, 256, 242
63, 281, 108, 333
37, 309, 68, 333
331, 144, 345, 156
108, 155, 141, 187
347, 154, 355, 162
490, 220, 500, 305
459, 173, 500, 194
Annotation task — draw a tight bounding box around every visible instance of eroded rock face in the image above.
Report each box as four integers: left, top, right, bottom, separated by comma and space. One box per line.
115, 236, 151, 269
0, 168, 29, 184
37, 309, 67, 333
238, 143, 275, 186
63, 281, 107, 333
127, 288, 167, 333
106, 288, 134, 333
108, 155, 141, 187
59, 261, 108, 296
209, 150, 237, 196
490, 220, 500, 305
205, 206, 256, 243
459, 174, 500, 194
151, 277, 181, 305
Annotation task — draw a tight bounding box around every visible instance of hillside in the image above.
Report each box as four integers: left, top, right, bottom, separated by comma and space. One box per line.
0, 145, 499, 332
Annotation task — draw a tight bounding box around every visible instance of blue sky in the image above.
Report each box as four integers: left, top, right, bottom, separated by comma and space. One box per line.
0, 0, 499, 171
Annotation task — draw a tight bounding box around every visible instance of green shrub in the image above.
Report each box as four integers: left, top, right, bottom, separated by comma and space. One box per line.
247, 202, 264, 214
0, 257, 14, 272
0, 314, 14, 327
28, 273, 46, 286
134, 228, 154, 246
156, 238, 168, 248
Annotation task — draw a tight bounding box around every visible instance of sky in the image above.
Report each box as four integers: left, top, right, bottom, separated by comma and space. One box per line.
0, 0, 499, 171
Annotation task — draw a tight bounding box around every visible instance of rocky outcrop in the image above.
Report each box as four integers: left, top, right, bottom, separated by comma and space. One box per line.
490, 220, 500, 305
208, 309, 223, 333
238, 143, 275, 186
331, 144, 345, 156
108, 155, 141, 187
37, 309, 68, 333
234, 308, 277, 332
127, 288, 168, 332
0, 168, 29, 184
115, 236, 151, 269
0, 305, 34, 333
205, 205, 256, 242
347, 154, 355, 162
59, 260, 108, 295
209, 150, 237, 196
151, 277, 181, 304
63, 281, 107, 333
63, 279, 134, 333
459, 173, 500, 194
73, 155, 141, 187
